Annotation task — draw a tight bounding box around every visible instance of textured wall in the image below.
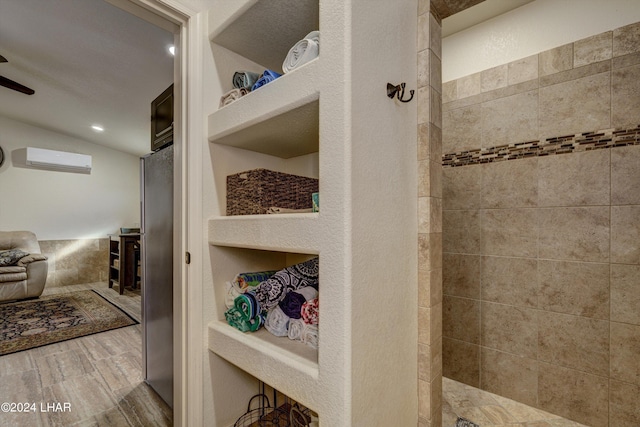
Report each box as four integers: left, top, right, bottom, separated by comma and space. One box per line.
441, 22, 640, 427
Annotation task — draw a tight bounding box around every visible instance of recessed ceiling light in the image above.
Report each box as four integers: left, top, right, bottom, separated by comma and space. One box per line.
168, 45, 175, 56
91, 125, 104, 132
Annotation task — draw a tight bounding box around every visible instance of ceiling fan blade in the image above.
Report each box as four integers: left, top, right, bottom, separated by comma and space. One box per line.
0, 55, 7, 63
0, 75, 35, 95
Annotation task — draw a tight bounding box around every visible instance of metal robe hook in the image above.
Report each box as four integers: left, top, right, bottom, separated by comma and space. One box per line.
386, 82, 414, 103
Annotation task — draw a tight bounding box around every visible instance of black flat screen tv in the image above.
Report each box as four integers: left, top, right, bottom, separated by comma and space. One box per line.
151, 84, 174, 152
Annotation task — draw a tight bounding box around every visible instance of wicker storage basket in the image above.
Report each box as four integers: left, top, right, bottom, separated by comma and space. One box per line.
227, 169, 319, 216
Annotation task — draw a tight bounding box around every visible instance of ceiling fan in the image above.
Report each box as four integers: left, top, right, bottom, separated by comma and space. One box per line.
0, 54, 35, 95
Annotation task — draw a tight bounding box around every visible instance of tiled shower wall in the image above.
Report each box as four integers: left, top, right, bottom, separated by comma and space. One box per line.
441, 22, 640, 427
417, 1, 444, 426
39, 238, 109, 287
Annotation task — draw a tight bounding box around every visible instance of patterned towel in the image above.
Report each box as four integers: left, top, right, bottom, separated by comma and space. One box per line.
254, 257, 319, 311
301, 298, 319, 325
264, 305, 290, 337
288, 318, 318, 349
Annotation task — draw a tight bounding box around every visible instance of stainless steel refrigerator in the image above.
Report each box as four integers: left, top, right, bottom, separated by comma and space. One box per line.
140, 144, 173, 407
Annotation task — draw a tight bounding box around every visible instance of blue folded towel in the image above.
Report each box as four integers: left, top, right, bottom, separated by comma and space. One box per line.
251, 70, 282, 91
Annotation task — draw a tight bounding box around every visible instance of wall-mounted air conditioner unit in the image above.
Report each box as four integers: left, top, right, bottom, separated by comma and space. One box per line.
25, 147, 92, 173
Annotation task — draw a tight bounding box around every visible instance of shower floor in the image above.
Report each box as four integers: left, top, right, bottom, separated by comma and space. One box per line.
442, 377, 589, 426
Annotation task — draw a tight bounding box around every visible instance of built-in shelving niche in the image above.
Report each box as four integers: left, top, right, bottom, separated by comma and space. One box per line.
208, 246, 320, 413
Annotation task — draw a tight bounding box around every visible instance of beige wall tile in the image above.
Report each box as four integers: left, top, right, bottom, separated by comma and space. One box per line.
443, 165, 481, 209
443, 295, 480, 344
538, 362, 609, 427
481, 64, 508, 92
610, 322, 640, 386
418, 86, 430, 125
419, 232, 443, 271
443, 337, 480, 387
430, 50, 442, 94
418, 122, 443, 162
508, 54, 539, 85
458, 72, 481, 99
612, 145, 640, 205
443, 209, 481, 254
481, 256, 537, 308
613, 21, 640, 57
574, 32, 612, 67
419, 268, 443, 308
481, 209, 538, 258
538, 207, 610, 262
442, 105, 482, 153
611, 206, 640, 265
419, 197, 442, 234
539, 72, 611, 139
481, 302, 537, 358
613, 50, 640, 69
611, 264, 640, 325
610, 380, 640, 427
480, 347, 538, 407
481, 158, 538, 209
539, 59, 610, 88
538, 149, 610, 207
417, 13, 429, 52
429, 13, 441, 60
612, 63, 640, 128
443, 253, 480, 299
418, 49, 429, 88
539, 43, 573, 77
442, 80, 457, 104
538, 311, 609, 376
430, 87, 442, 128
481, 90, 538, 148
538, 260, 609, 319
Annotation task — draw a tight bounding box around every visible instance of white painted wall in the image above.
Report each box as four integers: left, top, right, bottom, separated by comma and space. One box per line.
0, 116, 140, 240
442, 0, 640, 81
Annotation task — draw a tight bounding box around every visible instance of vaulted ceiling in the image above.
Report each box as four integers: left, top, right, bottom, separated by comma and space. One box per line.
0, 0, 173, 157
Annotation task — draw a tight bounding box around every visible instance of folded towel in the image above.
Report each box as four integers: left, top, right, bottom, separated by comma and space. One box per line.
251, 69, 282, 91
282, 31, 320, 74
301, 298, 319, 325
224, 306, 264, 332
288, 318, 319, 349
225, 283, 242, 309
234, 292, 261, 320
279, 286, 318, 319
254, 257, 319, 311
224, 270, 277, 308
219, 87, 248, 108
232, 71, 260, 90
287, 318, 305, 341
302, 324, 319, 349
233, 270, 277, 291
264, 306, 290, 337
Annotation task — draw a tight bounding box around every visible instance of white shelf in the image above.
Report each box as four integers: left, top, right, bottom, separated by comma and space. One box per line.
209, 0, 319, 71
208, 320, 319, 407
208, 213, 319, 253
208, 59, 320, 159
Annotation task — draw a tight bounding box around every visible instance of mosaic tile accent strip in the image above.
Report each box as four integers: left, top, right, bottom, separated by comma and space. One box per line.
442, 125, 640, 167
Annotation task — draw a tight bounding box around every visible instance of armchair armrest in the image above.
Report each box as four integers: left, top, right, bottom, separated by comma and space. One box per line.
17, 253, 48, 267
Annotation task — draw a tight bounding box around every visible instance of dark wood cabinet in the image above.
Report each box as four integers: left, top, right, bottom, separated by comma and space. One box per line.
108, 234, 140, 295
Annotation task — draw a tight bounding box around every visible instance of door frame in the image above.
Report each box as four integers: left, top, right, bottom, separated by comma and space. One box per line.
108, 1, 204, 426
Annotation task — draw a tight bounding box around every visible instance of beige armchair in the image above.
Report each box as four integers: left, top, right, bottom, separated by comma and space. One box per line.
0, 231, 48, 302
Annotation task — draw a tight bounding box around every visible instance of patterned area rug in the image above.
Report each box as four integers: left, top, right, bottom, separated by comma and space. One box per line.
455, 417, 480, 427
0, 290, 138, 356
